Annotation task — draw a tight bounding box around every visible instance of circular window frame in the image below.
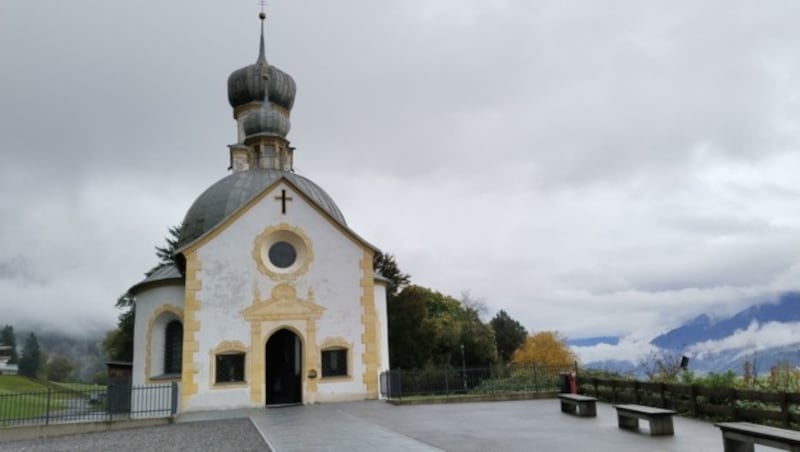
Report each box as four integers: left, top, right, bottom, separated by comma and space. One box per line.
253, 224, 313, 280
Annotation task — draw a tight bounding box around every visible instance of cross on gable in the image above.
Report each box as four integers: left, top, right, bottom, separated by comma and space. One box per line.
274, 189, 293, 214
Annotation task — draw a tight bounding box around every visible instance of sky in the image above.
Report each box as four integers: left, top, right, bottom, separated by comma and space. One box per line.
1, 1, 800, 362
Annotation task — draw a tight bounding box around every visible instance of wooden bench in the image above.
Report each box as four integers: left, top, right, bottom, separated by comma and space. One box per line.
558, 394, 597, 417
614, 404, 676, 436
716, 422, 800, 452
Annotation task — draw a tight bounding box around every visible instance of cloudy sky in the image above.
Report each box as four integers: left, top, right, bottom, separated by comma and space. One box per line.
2, 1, 799, 361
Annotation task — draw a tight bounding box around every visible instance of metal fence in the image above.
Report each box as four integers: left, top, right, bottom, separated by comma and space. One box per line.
0, 382, 177, 426
380, 364, 577, 399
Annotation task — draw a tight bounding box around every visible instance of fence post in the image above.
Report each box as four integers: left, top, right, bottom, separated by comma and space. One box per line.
532, 365, 539, 392
171, 382, 179, 415
45, 385, 52, 426
781, 391, 790, 428
611, 380, 617, 404
690, 385, 698, 417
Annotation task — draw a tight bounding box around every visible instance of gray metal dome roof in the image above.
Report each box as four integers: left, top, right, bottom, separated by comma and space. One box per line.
178, 169, 346, 249
227, 64, 296, 111
243, 103, 290, 138
227, 18, 296, 112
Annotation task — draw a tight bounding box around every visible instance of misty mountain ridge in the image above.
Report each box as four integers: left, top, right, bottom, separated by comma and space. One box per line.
650, 292, 800, 349
580, 291, 800, 376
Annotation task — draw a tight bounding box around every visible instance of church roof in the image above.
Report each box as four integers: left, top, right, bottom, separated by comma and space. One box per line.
227, 14, 296, 112
129, 264, 183, 294
177, 169, 348, 250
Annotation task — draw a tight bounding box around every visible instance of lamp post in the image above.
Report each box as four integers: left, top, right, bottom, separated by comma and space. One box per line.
460, 344, 467, 390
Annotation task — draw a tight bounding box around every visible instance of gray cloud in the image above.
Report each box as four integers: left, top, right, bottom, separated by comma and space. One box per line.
1, 1, 800, 352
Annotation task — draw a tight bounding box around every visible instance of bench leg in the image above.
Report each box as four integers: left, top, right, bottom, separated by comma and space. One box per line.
618, 414, 638, 431
649, 416, 674, 436
580, 402, 596, 417
722, 436, 754, 452
561, 401, 576, 414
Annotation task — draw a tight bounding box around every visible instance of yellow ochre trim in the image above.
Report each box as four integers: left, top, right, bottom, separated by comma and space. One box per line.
144, 305, 183, 384
319, 337, 354, 382
242, 285, 323, 404
209, 340, 248, 389
180, 251, 202, 411
359, 250, 379, 397
252, 223, 314, 282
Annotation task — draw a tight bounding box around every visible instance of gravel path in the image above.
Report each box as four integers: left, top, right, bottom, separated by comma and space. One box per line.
0, 418, 268, 452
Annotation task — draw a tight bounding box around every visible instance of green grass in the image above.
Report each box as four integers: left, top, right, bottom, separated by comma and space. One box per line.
0, 376, 70, 421
0, 375, 47, 394
51, 382, 105, 392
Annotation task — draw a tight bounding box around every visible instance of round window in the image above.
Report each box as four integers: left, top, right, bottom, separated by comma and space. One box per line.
268, 241, 297, 268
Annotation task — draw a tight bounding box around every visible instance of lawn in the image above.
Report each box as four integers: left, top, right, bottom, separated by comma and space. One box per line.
0, 375, 46, 393
0, 376, 68, 421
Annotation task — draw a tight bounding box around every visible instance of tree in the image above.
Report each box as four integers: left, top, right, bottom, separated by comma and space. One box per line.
457, 297, 498, 368
490, 310, 528, 364
388, 285, 432, 369
512, 331, 577, 367
388, 285, 497, 369
46, 356, 75, 382
18, 333, 41, 378
1, 325, 18, 363
103, 225, 182, 362
103, 308, 134, 362
148, 225, 182, 277
638, 350, 685, 383
373, 252, 410, 299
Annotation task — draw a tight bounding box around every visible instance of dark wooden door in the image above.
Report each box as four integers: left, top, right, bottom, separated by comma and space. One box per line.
265, 329, 301, 405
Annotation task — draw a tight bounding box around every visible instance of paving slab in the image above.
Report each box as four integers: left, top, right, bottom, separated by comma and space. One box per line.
254, 405, 442, 452
8, 398, 781, 451
183, 399, 737, 451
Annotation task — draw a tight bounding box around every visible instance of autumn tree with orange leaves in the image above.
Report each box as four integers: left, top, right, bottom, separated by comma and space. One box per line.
511, 331, 577, 367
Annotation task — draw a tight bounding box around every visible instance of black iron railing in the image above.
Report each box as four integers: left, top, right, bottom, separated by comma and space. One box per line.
0, 382, 177, 426
380, 364, 576, 399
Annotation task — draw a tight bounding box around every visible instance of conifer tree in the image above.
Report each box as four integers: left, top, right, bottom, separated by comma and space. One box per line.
18, 333, 41, 378
0, 325, 18, 363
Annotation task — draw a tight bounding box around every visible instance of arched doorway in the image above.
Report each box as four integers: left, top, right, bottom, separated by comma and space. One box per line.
265, 329, 302, 405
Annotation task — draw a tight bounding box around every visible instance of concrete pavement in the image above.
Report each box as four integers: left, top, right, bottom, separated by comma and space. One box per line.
179, 399, 736, 451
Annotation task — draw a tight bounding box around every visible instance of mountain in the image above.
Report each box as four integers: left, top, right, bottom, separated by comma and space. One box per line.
651, 292, 800, 349
580, 292, 800, 376
568, 336, 621, 347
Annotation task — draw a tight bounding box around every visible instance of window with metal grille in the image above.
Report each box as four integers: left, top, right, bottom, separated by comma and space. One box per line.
321, 348, 348, 377
164, 320, 183, 374
216, 353, 245, 383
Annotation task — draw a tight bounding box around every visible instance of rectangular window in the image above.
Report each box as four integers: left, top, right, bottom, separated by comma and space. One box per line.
321, 349, 348, 378
215, 353, 245, 383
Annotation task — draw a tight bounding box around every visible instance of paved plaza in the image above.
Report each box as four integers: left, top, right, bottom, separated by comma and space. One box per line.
1, 398, 772, 451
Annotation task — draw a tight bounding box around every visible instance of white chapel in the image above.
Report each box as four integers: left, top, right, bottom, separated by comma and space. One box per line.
128, 13, 389, 411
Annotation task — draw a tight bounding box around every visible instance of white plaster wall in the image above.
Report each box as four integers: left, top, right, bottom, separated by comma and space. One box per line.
375, 283, 389, 373
187, 181, 370, 410
131, 284, 185, 386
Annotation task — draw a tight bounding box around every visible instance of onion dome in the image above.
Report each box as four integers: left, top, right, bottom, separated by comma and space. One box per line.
242, 103, 290, 138
177, 169, 347, 249
227, 15, 296, 112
